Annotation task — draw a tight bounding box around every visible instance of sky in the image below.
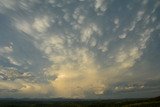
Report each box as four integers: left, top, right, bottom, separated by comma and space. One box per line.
0, 0, 160, 99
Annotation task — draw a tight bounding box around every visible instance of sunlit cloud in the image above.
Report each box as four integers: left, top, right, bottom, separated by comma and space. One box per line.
0, 0, 159, 98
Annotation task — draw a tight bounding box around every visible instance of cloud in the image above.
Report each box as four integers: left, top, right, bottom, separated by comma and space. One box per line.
0, 80, 52, 98
32, 16, 50, 33
44, 47, 106, 98
119, 33, 127, 39
14, 19, 32, 35
126, 21, 136, 32
63, 12, 71, 22
114, 46, 145, 70
139, 28, 154, 49
0, 45, 13, 55
0, 0, 16, 12
111, 78, 160, 96
0, 80, 22, 91
0, 0, 40, 13
0, 66, 51, 98
97, 41, 109, 52
0, 89, 18, 93
7, 56, 21, 66
0, 66, 34, 81
72, 7, 86, 24
94, 0, 107, 14
80, 23, 102, 43
114, 18, 120, 28
39, 35, 66, 63
11, 1, 156, 98
136, 10, 145, 21
14, 14, 52, 39
19, 82, 52, 97
89, 37, 97, 47
0, 0, 159, 98
113, 84, 145, 93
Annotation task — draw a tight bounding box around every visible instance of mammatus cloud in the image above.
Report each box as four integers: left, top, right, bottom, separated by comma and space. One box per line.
32, 16, 50, 33
0, 66, 33, 81
0, 45, 13, 55
0, 0, 159, 98
94, 0, 107, 14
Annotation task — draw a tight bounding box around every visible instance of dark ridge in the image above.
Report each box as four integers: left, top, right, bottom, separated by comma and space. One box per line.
0, 96, 159, 107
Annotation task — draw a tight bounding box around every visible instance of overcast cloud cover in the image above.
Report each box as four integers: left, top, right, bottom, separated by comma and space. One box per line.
0, 0, 160, 99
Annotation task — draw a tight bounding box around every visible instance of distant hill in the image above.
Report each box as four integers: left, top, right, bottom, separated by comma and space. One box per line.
0, 96, 159, 107
153, 96, 160, 100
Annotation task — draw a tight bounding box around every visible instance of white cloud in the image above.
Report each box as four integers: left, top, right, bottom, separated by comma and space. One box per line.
63, 12, 71, 22
0, 46, 13, 55
71, 6, 86, 28
128, 21, 136, 31
80, 23, 102, 43
89, 37, 97, 47
136, 10, 145, 21
114, 46, 142, 69
0, 0, 16, 11
115, 51, 127, 63
20, 0, 40, 11
41, 35, 65, 55
14, 14, 53, 40
98, 41, 109, 52
81, 27, 93, 43
0, 0, 40, 13
77, 15, 85, 24
151, 16, 157, 22
114, 18, 120, 28
119, 33, 127, 39
139, 28, 154, 49
114, 83, 145, 92
94, 0, 107, 13
14, 19, 33, 35
114, 29, 153, 70
113, 28, 154, 72
32, 16, 50, 33
7, 56, 21, 66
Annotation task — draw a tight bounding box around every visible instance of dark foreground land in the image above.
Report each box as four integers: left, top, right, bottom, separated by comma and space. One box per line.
0, 96, 160, 107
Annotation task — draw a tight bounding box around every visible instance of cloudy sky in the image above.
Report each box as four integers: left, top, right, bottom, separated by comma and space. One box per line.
0, 0, 160, 99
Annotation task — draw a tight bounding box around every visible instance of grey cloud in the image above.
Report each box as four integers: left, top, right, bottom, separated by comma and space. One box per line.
111, 79, 160, 95
0, 66, 34, 81
0, 89, 18, 93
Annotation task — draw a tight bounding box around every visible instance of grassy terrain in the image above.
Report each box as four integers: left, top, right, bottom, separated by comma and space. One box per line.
0, 96, 159, 107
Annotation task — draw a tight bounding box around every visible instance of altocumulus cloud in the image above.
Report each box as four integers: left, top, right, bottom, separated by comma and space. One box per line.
0, 0, 160, 98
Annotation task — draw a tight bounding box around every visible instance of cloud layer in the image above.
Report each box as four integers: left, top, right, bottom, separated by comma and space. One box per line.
0, 0, 160, 98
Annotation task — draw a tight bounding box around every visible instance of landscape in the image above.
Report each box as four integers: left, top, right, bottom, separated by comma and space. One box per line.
0, 0, 160, 107
0, 96, 160, 107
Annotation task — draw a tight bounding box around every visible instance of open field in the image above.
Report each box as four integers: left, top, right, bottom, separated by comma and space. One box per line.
0, 97, 159, 107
